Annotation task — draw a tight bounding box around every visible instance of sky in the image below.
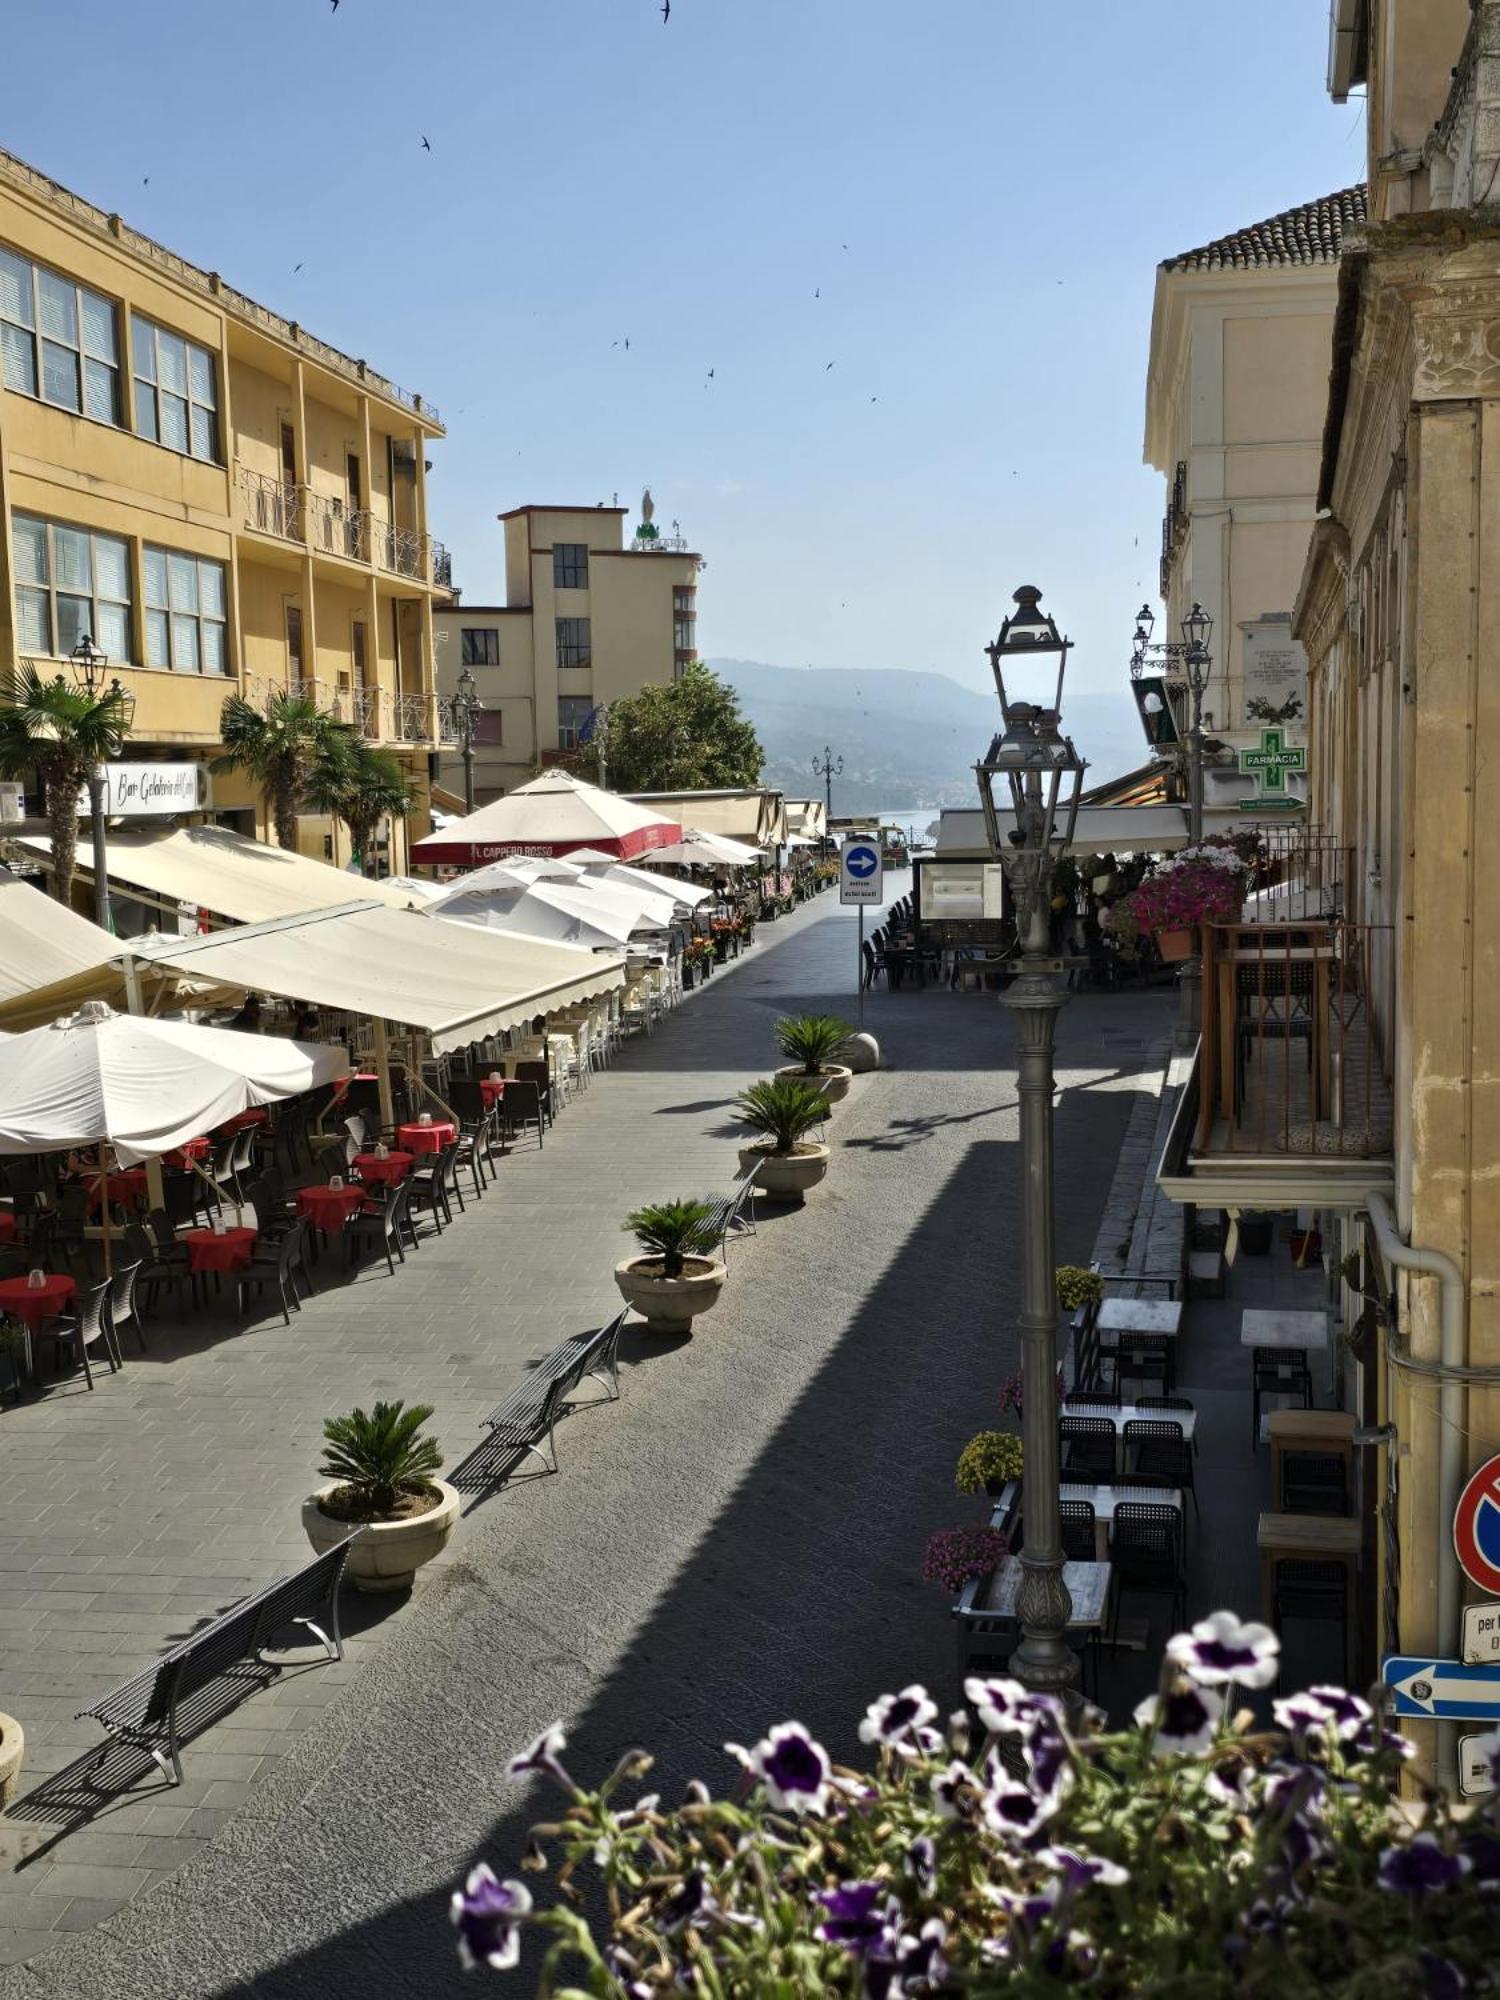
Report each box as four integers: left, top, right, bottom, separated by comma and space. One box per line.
1, 0, 1364, 749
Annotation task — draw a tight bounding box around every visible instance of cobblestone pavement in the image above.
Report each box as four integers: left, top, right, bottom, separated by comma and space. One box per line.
0, 882, 1170, 1990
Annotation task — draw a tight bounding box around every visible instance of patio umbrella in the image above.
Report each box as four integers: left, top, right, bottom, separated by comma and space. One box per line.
566, 849, 712, 909
430, 878, 655, 950
412, 770, 680, 865
648, 828, 764, 869
447, 855, 586, 893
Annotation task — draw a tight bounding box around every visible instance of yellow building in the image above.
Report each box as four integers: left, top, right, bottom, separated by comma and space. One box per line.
434, 500, 702, 802
0, 143, 451, 876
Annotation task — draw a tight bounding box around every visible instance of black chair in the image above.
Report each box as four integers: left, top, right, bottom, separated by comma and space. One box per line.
107, 1257, 148, 1355
1060, 1415, 1117, 1483
1122, 1419, 1196, 1523
861, 938, 888, 991
0, 1206, 57, 1278
1137, 1394, 1198, 1454
1059, 1499, 1097, 1562
1065, 1390, 1120, 1411
515, 1060, 553, 1131
54, 1182, 91, 1268
1234, 960, 1314, 1115
1109, 1501, 1186, 1640
138, 1209, 192, 1312
502, 1080, 545, 1152
164, 1169, 207, 1230
347, 1182, 416, 1277
1251, 1346, 1312, 1446
452, 1119, 489, 1203
1270, 1558, 1348, 1641
45, 1278, 121, 1389
408, 1142, 462, 1235
1117, 1333, 1174, 1398
1280, 1450, 1349, 1516
236, 1219, 308, 1326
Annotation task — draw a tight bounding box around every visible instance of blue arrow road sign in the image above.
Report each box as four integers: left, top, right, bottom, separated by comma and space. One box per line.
1383, 1654, 1500, 1722
845, 843, 878, 879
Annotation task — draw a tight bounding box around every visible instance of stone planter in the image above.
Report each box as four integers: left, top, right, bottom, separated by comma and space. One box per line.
1155, 927, 1194, 963
0, 1712, 23, 1810
302, 1478, 462, 1593
774, 1062, 851, 1105
739, 1140, 831, 1204
615, 1253, 727, 1335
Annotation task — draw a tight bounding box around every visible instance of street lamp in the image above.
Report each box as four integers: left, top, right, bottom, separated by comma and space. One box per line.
975, 585, 1087, 1709
69, 635, 134, 933
812, 745, 843, 826
454, 663, 483, 815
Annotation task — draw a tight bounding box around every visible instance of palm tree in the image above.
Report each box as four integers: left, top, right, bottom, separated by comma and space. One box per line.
0, 663, 134, 905
334, 743, 413, 875
212, 692, 349, 852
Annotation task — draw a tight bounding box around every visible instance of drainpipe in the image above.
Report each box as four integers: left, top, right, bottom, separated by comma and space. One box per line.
1366, 1190, 1464, 1791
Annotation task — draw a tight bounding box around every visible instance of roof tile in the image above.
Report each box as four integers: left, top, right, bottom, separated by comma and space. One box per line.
1165, 186, 1367, 272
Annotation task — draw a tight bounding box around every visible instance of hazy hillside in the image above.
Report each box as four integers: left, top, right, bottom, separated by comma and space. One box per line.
711, 659, 1142, 812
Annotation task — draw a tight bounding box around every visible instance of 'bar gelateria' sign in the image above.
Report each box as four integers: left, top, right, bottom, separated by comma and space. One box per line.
76, 762, 210, 817
1241, 613, 1307, 726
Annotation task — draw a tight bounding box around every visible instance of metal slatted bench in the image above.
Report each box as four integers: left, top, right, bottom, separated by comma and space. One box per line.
543, 1307, 628, 1406
75, 1535, 359, 1786
451, 1311, 629, 1496
702, 1166, 761, 1257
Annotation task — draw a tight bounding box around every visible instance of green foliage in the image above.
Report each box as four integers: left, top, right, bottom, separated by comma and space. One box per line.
1054, 1264, 1104, 1310
955, 1429, 1024, 1494
335, 743, 414, 872
212, 692, 352, 852
623, 1198, 720, 1280
597, 662, 762, 793
0, 663, 134, 902
773, 1014, 854, 1075
735, 1076, 829, 1155
318, 1399, 443, 1520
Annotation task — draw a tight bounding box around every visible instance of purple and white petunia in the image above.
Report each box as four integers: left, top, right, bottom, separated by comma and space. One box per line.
661, 1869, 717, 1936
1377, 1833, 1472, 1896
449, 1864, 532, 1971
1166, 1611, 1280, 1689
906, 1834, 937, 1894
963, 1676, 1062, 1741
863, 1917, 949, 2000
1037, 1845, 1129, 1893
505, 1721, 571, 1787
859, 1684, 939, 1749
930, 1758, 978, 1820
980, 1751, 1063, 1841
815, 1881, 894, 1958
725, 1722, 832, 1816
1135, 1683, 1224, 1757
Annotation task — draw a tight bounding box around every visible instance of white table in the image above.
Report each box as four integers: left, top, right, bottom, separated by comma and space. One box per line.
1060, 1399, 1197, 1446
1060, 1483, 1182, 1559
1098, 1298, 1182, 1337
1240, 1307, 1329, 1351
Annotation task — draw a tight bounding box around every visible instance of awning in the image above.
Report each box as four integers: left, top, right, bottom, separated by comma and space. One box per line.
933, 805, 1190, 860
132, 901, 625, 1055
15, 824, 426, 926
0, 867, 133, 1030
650, 828, 764, 868
623, 788, 787, 850
414, 771, 680, 866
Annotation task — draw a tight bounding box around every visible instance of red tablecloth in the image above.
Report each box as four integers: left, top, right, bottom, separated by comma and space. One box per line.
397, 1121, 455, 1155
296, 1184, 366, 1233
86, 1168, 148, 1214
352, 1151, 414, 1186
479, 1078, 506, 1107
163, 1137, 212, 1169
183, 1226, 258, 1274
0, 1273, 76, 1328
0, 1212, 16, 1244
217, 1108, 270, 1135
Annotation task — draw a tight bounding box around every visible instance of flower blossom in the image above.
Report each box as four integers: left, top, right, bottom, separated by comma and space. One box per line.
1135, 1683, 1224, 1757
1377, 1833, 1472, 1895
725, 1722, 832, 1815
859, 1684, 939, 1750
1167, 1611, 1280, 1689
450, 1864, 531, 1971
505, 1721, 571, 1787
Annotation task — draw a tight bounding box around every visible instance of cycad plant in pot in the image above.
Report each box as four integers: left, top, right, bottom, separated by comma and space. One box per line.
736, 1076, 831, 1203
773, 1013, 854, 1105
301, 1399, 461, 1592
614, 1198, 727, 1335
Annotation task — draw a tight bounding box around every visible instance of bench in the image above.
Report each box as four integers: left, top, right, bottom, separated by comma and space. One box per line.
451, 1310, 629, 1496
702, 1166, 761, 1256
74, 1536, 358, 1787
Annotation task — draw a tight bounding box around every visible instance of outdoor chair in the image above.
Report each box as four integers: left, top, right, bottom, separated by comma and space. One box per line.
515, 1060, 554, 1130
107, 1256, 148, 1355
1108, 1501, 1186, 1641
44, 1277, 122, 1390
1122, 1419, 1196, 1523
55, 1182, 91, 1267
347, 1182, 416, 1276
1250, 1346, 1312, 1446
860, 938, 888, 991
138, 1209, 192, 1312
1060, 1415, 1117, 1484
407, 1144, 460, 1236
1116, 1332, 1175, 1398
236, 1218, 309, 1326
452, 1119, 489, 1203
0, 1206, 57, 1279
1059, 1499, 1098, 1562
1065, 1390, 1120, 1411
164, 1168, 207, 1231
1270, 1558, 1347, 1644
503, 1079, 546, 1152
1279, 1450, 1349, 1516
1137, 1394, 1198, 1453
1234, 961, 1315, 1116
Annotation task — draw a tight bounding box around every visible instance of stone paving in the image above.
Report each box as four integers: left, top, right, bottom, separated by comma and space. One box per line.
0, 882, 1170, 1990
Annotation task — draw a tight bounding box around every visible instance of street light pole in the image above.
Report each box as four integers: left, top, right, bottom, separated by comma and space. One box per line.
455, 664, 481, 815
812, 745, 843, 827
976, 586, 1086, 1710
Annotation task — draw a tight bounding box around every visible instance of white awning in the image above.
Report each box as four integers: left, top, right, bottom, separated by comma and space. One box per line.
132, 901, 625, 1055
14, 824, 427, 926
414, 770, 680, 865
0, 866, 131, 1030
934, 805, 1190, 860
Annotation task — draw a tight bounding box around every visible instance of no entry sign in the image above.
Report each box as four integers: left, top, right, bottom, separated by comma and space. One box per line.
1454, 1453, 1500, 1597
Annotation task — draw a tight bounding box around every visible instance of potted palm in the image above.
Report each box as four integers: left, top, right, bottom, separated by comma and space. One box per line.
736, 1076, 831, 1203
302, 1399, 461, 1592
614, 1198, 727, 1334
773, 1014, 854, 1105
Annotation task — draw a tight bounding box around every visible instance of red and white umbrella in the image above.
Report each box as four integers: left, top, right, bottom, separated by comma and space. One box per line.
413, 772, 680, 867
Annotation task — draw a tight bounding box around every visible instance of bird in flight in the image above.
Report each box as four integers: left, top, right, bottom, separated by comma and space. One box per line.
706, 368, 715, 379
661, 0, 670, 19
142, 177, 149, 185
421, 136, 431, 151
815, 287, 820, 298
293, 262, 303, 272
825, 361, 835, 371
331, 0, 339, 11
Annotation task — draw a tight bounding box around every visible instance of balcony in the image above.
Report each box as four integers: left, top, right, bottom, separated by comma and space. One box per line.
238, 468, 449, 589
240, 467, 300, 542
303, 490, 370, 565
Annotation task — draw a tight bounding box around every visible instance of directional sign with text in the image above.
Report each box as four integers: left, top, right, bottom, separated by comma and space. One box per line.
840, 838, 883, 906
1459, 1732, 1500, 1798
1454, 1453, 1500, 1596
1463, 1600, 1500, 1666
1383, 1654, 1500, 1723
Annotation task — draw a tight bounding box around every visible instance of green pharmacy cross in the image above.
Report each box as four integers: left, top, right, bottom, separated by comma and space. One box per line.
1237, 725, 1306, 813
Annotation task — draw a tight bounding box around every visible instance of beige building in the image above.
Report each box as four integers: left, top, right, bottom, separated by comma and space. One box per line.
435, 502, 702, 802
1143, 190, 1362, 778
0, 144, 451, 879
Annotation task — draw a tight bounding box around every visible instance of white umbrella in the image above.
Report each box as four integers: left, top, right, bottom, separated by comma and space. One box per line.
566, 849, 712, 909
649, 828, 764, 869
445, 855, 586, 893
412, 770, 680, 864
433, 882, 642, 950
0, 1001, 349, 1164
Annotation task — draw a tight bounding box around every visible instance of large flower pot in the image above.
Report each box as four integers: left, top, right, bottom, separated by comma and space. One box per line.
302, 1478, 462, 1593
0, 1712, 23, 1810
774, 1062, 852, 1105
739, 1140, 831, 1204
1155, 927, 1194, 963
615, 1253, 727, 1335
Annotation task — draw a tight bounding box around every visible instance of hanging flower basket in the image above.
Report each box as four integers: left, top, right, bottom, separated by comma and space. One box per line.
1118, 844, 1248, 952
1156, 927, 1195, 962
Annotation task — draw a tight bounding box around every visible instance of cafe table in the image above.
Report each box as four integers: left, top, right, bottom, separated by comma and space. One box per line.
1060, 1397, 1198, 1449
479, 1077, 507, 1108
1267, 1407, 1357, 1495
0, 1272, 78, 1379
1059, 1483, 1183, 1561
182, 1226, 257, 1302
218, 1107, 271, 1135
86, 1166, 149, 1215
353, 1149, 414, 1187
296, 1183, 367, 1240
1097, 1297, 1182, 1338
1242, 1305, 1333, 1395
1257, 1510, 1362, 1682
954, 1555, 1113, 1690
163, 1136, 212, 1170
397, 1119, 455, 1155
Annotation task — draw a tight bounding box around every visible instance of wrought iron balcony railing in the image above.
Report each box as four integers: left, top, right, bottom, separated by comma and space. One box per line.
303, 491, 370, 563
240, 468, 301, 542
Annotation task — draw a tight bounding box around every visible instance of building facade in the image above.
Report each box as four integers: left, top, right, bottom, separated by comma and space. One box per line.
0, 144, 452, 877
435, 502, 702, 803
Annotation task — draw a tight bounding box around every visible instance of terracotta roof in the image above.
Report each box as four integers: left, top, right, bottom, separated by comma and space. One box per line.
1164, 186, 1366, 273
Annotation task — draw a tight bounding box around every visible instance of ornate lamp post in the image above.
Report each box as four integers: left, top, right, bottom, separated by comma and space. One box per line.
975, 585, 1087, 1707
1130, 602, 1213, 1036
69, 635, 134, 934
812, 745, 843, 826
454, 663, 483, 815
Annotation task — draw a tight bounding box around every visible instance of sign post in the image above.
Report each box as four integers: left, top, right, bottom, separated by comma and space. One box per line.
840, 837, 883, 1032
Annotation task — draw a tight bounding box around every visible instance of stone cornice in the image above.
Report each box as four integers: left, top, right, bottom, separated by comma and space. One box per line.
1294, 515, 1352, 661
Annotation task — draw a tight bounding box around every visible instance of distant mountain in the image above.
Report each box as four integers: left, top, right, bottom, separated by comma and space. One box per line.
711, 659, 1142, 813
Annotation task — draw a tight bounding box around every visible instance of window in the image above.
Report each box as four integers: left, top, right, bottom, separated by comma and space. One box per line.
13, 513, 132, 661
0, 245, 120, 422
144, 545, 227, 674
557, 696, 593, 750
352, 619, 368, 681
287, 605, 304, 679
555, 616, 591, 669
131, 314, 218, 461
461, 627, 499, 667
553, 543, 589, 590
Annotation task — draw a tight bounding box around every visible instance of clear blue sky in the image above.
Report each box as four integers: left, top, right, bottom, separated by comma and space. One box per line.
3, 0, 1363, 751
